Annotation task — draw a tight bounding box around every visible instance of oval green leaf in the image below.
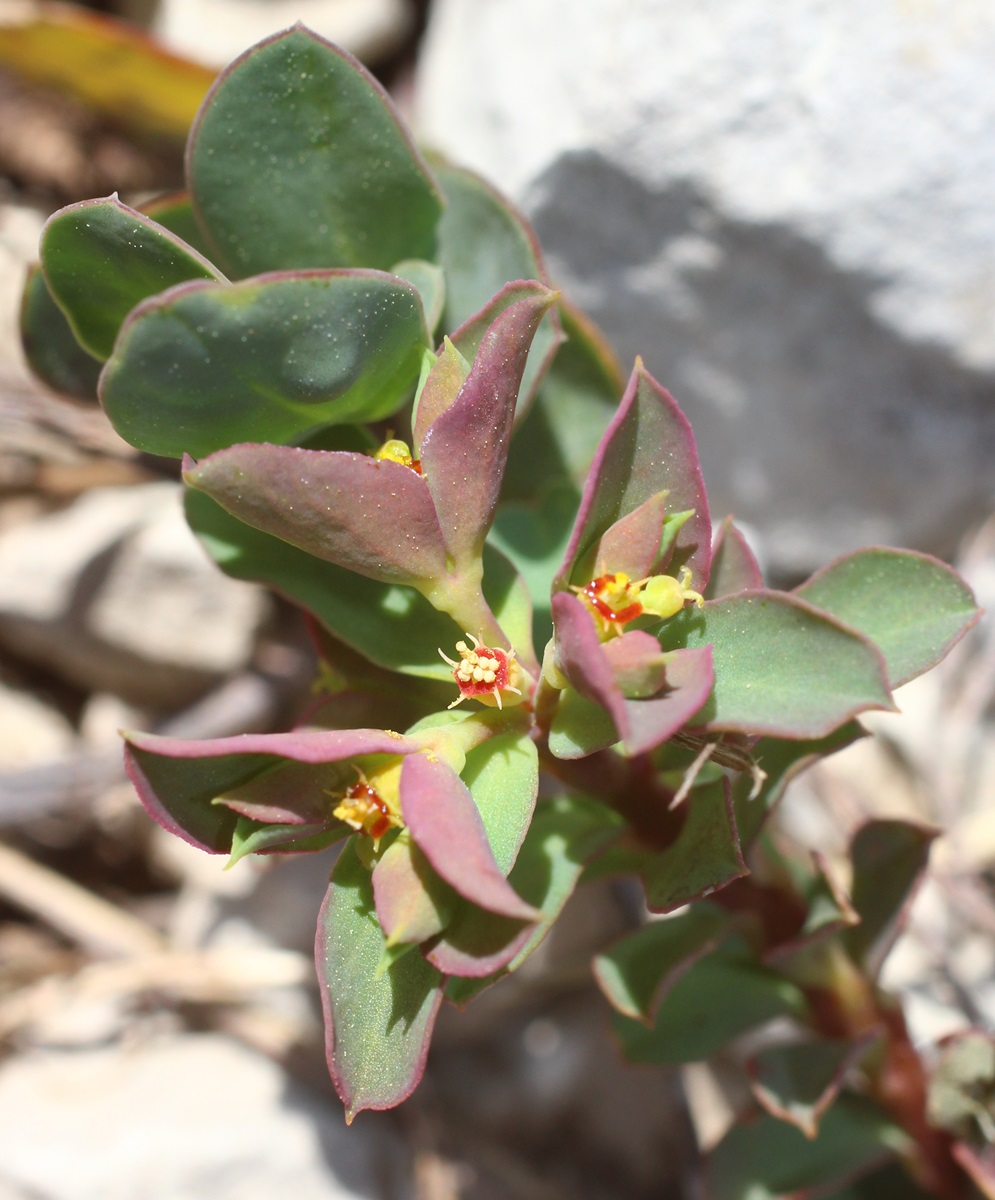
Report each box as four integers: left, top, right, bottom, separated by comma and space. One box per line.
188, 26, 443, 277
41, 196, 224, 360
795, 547, 980, 688
20, 265, 102, 402
656, 590, 896, 738
318, 839, 444, 1120
100, 269, 429, 458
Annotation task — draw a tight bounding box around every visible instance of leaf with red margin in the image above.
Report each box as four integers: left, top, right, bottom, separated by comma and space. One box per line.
748, 1032, 883, 1139
124, 727, 419, 852
372, 836, 454, 947
424, 907, 533, 978
843, 818, 938, 979
590, 490, 671, 579
400, 754, 538, 922
795, 547, 981, 689
657, 590, 896, 738
420, 284, 557, 571
555, 360, 711, 591
706, 515, 764, 598
593, 901, 731, 1022
317, 838, 444, 1121
184, 444, 448, 590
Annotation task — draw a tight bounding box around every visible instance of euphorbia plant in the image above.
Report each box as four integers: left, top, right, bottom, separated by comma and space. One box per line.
24, 24, 988, 1197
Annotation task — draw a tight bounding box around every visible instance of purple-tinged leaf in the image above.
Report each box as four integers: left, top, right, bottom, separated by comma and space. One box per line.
705, 1095, 911, 1200
763, 851, 859, 967
593, 902, 731, 1023
214, 758, 342, 825
124, 726, 418, 852
460, 730, 538, 874
591, 490, 670, 579
425, 907, 533, 978
556, 360, 711, 591
657, 590, 896, 738
317, 839, 444, 1121
184, 444, 448, 590
551, 590, 625, 732
748, 1032, 883, 1140
603, 631, 669, 698
622, 647, 714, 757
795, 547, 981, 688
372, 836, 454, 946
844, 818, 938, 979
400, 754, 538, 922
227, 818, 347, 866
551, 594, 714, 757
420, 284, 557, 570
706, 516, 764, 598
412, 336, 470, 454
952, 1143, 995, 1200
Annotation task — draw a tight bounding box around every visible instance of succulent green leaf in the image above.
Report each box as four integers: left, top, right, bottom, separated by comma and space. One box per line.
588, 779, 747, 912
445, 793, 624, 1004
20, 265, 102, 401
593, 902, 730, 1022
461, 731, 539, 874
732, 722, 867, 850
101, 269, 429, 458
392, 259, 446, 334
228, 817, 347, 867
749, 1033, 882, 1139
844, 818, 937, 979
548, 688, 619, 759
188, 26, 443, 277
432, 158, 560, 412
795, 547, 981, 688
41, 196, 223, 361
706, 1096, 911, 1200
613, 932, 807, 1064
140, 191, 212, 257
706, 515, 764, 598
372, 835, 454, 947
317, 838, 444, 1120
657, 591, 896, 738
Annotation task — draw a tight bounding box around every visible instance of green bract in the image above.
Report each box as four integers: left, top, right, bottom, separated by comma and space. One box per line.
22, 22, 984, 1196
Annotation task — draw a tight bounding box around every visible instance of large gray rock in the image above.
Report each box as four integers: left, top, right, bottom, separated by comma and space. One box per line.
417, 0, 995, 574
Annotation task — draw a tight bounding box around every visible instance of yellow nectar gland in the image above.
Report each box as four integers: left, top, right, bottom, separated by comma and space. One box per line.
372, 437, 422, 475
439, 633, 523, 710
330, 761, 403, 842
573, 566, 704, 638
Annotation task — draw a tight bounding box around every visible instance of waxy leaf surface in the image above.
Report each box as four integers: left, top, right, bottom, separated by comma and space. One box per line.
657, 591, 895, 737
432, 158, 560, 412
613, 933, 806, 1064
101, 270, 428, 458
706, 516, 764, 598
185, 444, 448, 590
317, 839, 444, 1120
795, 547, 980, 688
420, 285, 556, 571
373, 836, 454, 947
594, 902, 731, 1022
188, 27, 442, 277
706, 1096, 909, 1200
20, 266, 101, 402
557, 361, 711, 591
843, 818, 937, 979
41, 196, 223, 360
400, 754, 537, 922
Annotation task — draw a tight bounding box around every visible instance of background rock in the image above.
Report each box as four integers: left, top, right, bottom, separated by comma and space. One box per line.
0, 1033, 410, 1200
417, 0, 995, 575
0, 482, 270, 706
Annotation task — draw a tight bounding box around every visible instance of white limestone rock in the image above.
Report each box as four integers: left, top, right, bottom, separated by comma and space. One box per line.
0, 482, 269, 706
417, 0, 995, 573
0, 1034, 410, 1200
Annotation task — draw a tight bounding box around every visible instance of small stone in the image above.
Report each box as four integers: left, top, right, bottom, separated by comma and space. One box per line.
0, 679, 75, 769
